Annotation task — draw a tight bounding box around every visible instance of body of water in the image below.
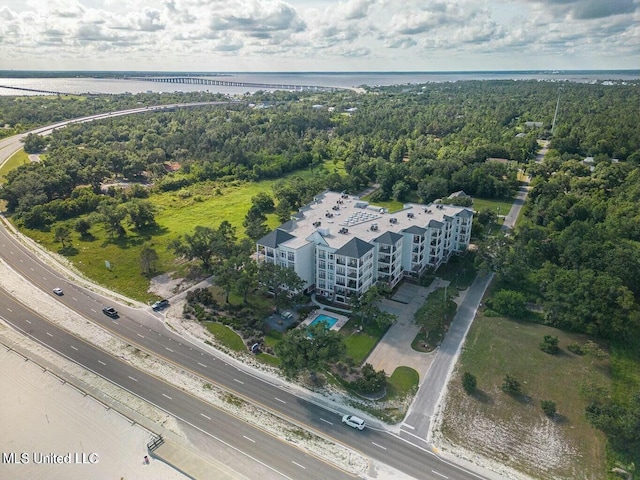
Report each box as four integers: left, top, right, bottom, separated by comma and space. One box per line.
0, 71, 638, 96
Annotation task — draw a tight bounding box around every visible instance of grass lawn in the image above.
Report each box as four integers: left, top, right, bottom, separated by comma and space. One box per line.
0, 148, 30, 181
440, 314, 609, 480
341, 318, 388, 366
204, 321, 246, 352
384, 366, 419, 400
471, 197, 514, 220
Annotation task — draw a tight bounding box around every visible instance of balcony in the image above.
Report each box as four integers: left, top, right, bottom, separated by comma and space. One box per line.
347, 280, 357, 289
347, 260, 358, 268
378, 246, 391, 254
336, 258, 345, 265
378, 254, 391, 263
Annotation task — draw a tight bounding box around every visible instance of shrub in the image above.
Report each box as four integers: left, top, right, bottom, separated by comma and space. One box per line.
462, 372, 477, 394
501, 374, 522, 395
541, 399, 557, 417
567, 343, 584, 355
490, 290, 527, 317
352, 363, 386, 394
540, 335, 560, 354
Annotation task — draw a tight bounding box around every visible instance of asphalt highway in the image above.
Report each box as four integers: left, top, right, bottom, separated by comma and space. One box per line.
0, 107, 490, 480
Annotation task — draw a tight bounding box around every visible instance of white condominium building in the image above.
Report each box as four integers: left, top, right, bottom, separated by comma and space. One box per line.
256, 191, 473, 305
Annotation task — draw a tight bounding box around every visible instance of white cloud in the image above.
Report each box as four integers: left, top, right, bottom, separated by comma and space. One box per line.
0, 0, 637, 71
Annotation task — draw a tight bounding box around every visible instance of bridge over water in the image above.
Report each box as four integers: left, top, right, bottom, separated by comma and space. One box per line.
127, 76, 344, 92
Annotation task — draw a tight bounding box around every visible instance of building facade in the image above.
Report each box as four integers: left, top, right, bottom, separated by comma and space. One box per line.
256, 191, 473, 305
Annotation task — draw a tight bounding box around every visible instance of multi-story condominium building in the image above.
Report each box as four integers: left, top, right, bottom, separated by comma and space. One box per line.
256, 191, 473, 305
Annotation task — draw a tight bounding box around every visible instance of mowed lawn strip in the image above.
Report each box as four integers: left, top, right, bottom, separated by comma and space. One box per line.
440, 314, 608, 479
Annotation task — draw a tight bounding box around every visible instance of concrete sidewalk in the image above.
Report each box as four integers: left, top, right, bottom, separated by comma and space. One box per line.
364, 279, 447, 380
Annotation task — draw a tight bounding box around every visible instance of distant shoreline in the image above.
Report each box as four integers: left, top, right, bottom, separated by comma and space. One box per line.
0, 69, 639, 78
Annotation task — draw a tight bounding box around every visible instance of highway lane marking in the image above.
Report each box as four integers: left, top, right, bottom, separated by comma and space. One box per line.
402, 423, 415, 430
98, 360, 106, 366
291, 461, 306, 470
274, 397, 286, 404
128, 376, 138, 382
137, 334, 145, 338
197, 362, 207, 368
371, 442, 387, 450
72, 297, 78, 301
234, 379, 244, 385
90, 308, 96, 313
162, 394, 172, 400
25, 319, 31, 324
431, 470, 448, 479
46, 332, 53, 337
200, 413, 211, 420
30, 267, 34, 271
243, 436, 255, 443
70, 346, 78, 351
6, 308, 12, 312
165, 347, 174, 352
320, 418, 333, 425
112, 321, 119, 325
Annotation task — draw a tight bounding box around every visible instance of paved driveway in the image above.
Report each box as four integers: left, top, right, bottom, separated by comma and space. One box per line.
364, 279, 448, 380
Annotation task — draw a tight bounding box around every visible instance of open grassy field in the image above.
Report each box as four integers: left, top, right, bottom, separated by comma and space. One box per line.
439, 313, 609, 480
15, 166, 326, 301
0, 148, 30, 181
471, 197, 514, 219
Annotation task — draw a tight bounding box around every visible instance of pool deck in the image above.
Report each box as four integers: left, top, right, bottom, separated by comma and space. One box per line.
301, 310, 349, 331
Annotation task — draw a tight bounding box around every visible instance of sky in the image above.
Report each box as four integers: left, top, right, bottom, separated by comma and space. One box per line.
0, 0, 638, 72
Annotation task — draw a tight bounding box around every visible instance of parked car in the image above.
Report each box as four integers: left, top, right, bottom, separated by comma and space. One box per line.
102, 306, 118, 318
53, 287, 64, 296
280, 311, 294, 320
341, 415, 366, 430
152, 299, 169, 311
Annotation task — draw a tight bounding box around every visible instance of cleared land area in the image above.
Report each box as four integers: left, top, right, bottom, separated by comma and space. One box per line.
437, 313, 608, 479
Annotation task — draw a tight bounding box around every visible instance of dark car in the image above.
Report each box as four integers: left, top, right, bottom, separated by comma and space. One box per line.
152, 299, 169, 311
102, 306, 118, 318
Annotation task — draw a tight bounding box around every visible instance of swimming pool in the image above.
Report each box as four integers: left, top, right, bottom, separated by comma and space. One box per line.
309, 314, 339, 330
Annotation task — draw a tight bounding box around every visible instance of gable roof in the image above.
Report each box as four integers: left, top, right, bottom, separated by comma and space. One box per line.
403, 225, 426, 235
257, 229, 295, 249
458, 208, 473, 219
374, 231, 403, 245
334, 237, 374, 258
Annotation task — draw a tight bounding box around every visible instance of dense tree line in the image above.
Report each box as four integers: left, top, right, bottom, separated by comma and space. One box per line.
5, 80, 638, 231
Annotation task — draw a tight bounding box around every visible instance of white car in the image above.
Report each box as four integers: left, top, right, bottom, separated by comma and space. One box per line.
53, 287, 64, 296
342, 415, 365, 430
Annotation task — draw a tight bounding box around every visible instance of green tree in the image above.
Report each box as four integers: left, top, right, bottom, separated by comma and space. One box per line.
501, 374, 522, 395
353, 363, 387, 394
539, 335, 560, 354
350, 284, 396, 330
54, 225, 72, 249
213, 255, 244, 304
243, 206, 269, 241
541, 400, 557, 417
139, 244, 159, 276
234, 260, 258, 305
274, 322, 346, 378
74, 218, 92, 237
256, 262, 305, 312
125, 199, 157, 230
275, 199, 293, 223
462, 372, 477, 395
490, 289, 527, 317
22, 133, 46, 153
251, 192, 275, 213
97, 202, 126, 239
170, 223, 237, 270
